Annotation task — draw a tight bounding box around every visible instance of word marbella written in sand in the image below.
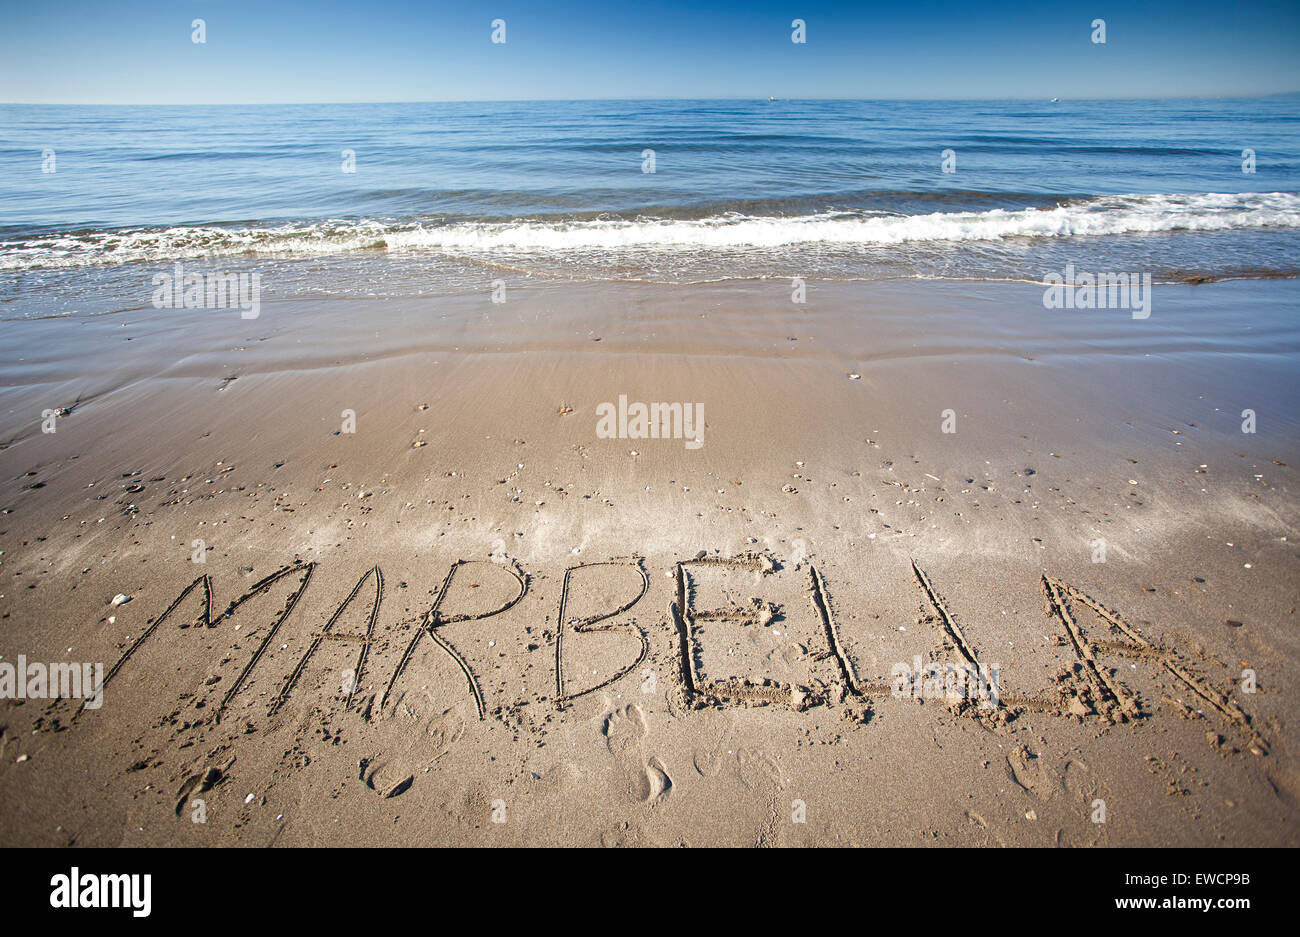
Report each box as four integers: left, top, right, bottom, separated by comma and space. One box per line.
68, 553, 1266, 757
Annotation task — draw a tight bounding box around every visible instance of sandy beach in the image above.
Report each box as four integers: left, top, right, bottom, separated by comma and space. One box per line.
1, 276, 1296, 846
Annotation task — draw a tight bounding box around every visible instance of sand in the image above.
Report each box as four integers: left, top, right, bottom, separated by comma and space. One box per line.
0, 277, 1297, 846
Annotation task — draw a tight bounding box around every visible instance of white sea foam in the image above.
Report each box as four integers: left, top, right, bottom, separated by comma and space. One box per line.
2, 192, 1297, 269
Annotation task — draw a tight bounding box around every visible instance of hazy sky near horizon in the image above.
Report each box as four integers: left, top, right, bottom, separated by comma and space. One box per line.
1, 0, 1297, 104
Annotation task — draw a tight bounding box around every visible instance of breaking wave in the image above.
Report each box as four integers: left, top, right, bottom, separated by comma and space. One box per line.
3, 192, 1298, 271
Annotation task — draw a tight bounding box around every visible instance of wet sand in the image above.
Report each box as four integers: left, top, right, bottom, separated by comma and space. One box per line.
1, 277, 1298, 846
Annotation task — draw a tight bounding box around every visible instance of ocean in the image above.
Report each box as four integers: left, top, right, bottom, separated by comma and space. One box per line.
1, 97, 1298, 316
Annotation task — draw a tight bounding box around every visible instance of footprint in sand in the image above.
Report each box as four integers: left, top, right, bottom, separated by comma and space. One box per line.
736, 747, 783, 793
691, 732, 781, 794
361, 694, 466, 798
361, 760, 415, 799
1006, 743, 1064, 801
1055, 758, 1108, 846
693, 744, 723, 778
173, 758, 234, 816
602, 704, 647, 755
637, 757, 673, 804
600, 703, 672, 805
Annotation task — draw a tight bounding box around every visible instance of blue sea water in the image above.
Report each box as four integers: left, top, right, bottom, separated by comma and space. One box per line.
1, 98, 1298, 309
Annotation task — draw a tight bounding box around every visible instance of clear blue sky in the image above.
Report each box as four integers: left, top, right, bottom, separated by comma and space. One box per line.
1, 0, 1297, 104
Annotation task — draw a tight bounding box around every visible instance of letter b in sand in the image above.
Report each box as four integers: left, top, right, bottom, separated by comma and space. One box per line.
940, 409, 957, 434
791, 19, 806, 43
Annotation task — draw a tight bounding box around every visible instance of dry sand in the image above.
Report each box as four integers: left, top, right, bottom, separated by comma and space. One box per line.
1, 277, 1297, 846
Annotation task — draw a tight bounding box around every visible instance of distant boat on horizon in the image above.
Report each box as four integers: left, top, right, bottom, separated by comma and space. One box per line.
1050, 97, 1059, 102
